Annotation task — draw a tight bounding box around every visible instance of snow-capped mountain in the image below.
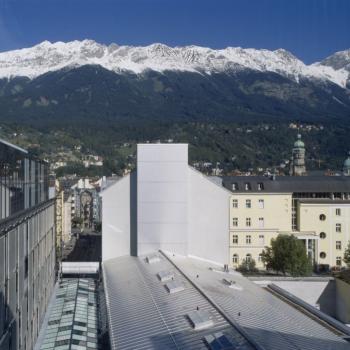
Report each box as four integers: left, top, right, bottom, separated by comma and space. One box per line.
319, 49, 350, 73
0, 40, 348, 88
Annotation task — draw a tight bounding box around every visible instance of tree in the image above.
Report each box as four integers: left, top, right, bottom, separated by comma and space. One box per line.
72, 217, 83, 228
261, 234, 312, 277
237, 259, 258, 274
344, 241, 350, 268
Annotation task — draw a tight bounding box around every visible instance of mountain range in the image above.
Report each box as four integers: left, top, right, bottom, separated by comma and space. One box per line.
0, 40, 349, 127
0, 40, 350, 173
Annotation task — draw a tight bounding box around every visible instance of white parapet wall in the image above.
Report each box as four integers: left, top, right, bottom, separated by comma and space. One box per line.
101, 143, 231, 266
101, 174, 131, 261
137, 143, 189, 256
188, 168, 230, 265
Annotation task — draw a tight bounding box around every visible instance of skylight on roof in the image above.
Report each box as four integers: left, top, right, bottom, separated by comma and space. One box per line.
165, 280, 185, 294
157, 270, 174, 282
204, 332, 236, 350
187, 310, 214, 330
146, 254, 161, 264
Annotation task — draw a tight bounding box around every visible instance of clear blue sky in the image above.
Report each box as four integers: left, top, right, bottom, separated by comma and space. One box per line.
0, 0, 349, 63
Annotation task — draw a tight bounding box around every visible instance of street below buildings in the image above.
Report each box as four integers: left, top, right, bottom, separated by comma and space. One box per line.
62, 229, 102, 262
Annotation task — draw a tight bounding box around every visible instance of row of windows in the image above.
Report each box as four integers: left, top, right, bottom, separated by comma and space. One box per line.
232, 182, 264, 191
233, 253, 343, 266
232, 253, 263, 264
232, 217, 265, 227
319, 252, 343, 266
0, 141, 49, 220
232, 199, 264, 209
319, 226, 344, 239
232, 234, 265, 245
319, 211, 343, 221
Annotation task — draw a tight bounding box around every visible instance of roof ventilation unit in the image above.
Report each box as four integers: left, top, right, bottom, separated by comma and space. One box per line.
157, 270, 174, 282
187, 310, 214, 330
146, 254, 161, 264
204, 332, 236, 349
165, 280, 185, 294
222, 278, 243, 291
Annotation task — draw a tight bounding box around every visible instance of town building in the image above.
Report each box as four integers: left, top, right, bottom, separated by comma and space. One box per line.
71, 179, 101, 229
100, 143, 350, 349
224, 176, 350, 269
0, 139, 56, 350
101, 143, 350, 272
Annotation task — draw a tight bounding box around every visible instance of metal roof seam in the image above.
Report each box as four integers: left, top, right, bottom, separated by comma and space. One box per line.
159, 250, 265, 350
134, 259, 182, 350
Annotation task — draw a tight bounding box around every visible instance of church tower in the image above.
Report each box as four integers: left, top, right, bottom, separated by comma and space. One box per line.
290, 134, 306, 176
343, 151, 350, 176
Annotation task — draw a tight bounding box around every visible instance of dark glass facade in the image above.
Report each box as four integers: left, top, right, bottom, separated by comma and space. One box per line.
0, 139, 49, 220
1, 139, 55, 350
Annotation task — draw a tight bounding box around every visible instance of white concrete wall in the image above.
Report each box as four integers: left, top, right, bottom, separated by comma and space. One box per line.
101, 174, 131, 261
188, 168, 230, 265
335, 278, 350, 324
137, 144, 188, 256
273, 281, 336, 316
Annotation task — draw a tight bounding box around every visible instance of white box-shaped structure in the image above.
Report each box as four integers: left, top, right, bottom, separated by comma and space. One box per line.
137, 144, 188, 256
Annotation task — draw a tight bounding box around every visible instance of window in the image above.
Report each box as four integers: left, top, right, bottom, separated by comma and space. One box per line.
245, 254, 252, 263
232, 199, 238, 208
258, 254, 263, 262
232, 183, 238, 191
336, 223, 342, 232
246, 218, 251, 227
320, 232, 326, 239
259, 235, 264, 245
246, 199, 251, 208
258, 199, 264, 209
319, 214, 326, 221
336, 241, 342, 250
246, 235, 251, 244
336, 257, 342, 266
259, 217, 264, 228
336, 208, 341, 216
232, 218, 238, 227
320, 252, 326, 259
245, 183, 251, 190
232, 254, 239, 264
232, 235, 238, 244
258, 182, 264, 191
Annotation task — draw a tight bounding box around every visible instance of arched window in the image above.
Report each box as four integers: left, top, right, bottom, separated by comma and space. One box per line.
319, 214, 326, 221
320, 252, 326, 259
246, 254, 252, 263
320, 232, 326, 239
232, 254, 239, 264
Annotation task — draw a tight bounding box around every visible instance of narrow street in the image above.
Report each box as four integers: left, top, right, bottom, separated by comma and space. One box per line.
63, 230, 102, 262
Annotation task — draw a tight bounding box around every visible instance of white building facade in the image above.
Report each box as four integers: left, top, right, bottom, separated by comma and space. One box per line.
101, 144, 231, 265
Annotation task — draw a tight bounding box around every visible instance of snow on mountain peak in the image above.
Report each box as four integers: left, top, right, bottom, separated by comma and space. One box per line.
0, 40, 348, 87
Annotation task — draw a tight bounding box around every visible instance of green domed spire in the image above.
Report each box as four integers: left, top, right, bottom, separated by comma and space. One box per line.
344, 151, 350, 169
294, 134, 305, 148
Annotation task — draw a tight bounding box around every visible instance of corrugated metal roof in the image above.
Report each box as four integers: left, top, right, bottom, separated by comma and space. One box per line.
103, 254, 255, 350
169, 254, 350, 350
222, 176, 350, 193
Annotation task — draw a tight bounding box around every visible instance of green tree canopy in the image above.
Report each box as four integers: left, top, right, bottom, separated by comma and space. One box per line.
261, 234, 312, 277
344, 241, 350, 268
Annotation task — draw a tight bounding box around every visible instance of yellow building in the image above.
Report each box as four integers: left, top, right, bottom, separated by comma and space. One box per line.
224, 176, 350, 270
